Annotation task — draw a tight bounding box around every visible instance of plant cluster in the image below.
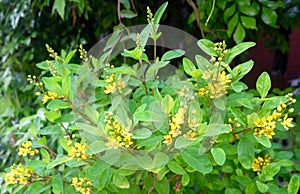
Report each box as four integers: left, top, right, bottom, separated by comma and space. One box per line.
1, 3, 300, 194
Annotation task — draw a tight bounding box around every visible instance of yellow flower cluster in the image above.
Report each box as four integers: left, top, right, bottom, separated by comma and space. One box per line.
207, 71, 231, 98
68, 142, 91, 161
252, 154, 271, 172
18, 141, 39, 157
183, 130, 197, 141
79, 44, 88, 62
197, 87, 207, 96
163, 107, 186, 144
71, 177, 92, 194
254, 97, 295, 139
226, 117, 242, 134
147, 6, 154, 23
45, 60, 58, 76
210, 41, 229, 66
45, 44, 61, 61
41, 91, 59, 104
105, 112, 133, 148
254, 116, 276, 139
5, 164, 36, 185
104, 64, 126, 94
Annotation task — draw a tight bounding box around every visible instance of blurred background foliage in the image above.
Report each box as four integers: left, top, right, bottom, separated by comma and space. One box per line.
1, 0, 300, 184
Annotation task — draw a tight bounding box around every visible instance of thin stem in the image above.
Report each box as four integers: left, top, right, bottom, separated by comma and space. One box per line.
139, 57, 148, 95
187, 0, 205, 38
154, 39, 157, 63
117, 0, 122, 25
205, 0, 215, 26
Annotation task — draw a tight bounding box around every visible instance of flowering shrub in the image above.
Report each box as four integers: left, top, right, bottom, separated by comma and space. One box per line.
1, 3, 300, 194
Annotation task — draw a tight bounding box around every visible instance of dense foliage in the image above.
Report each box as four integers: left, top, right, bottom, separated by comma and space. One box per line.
1, 3, 300, 193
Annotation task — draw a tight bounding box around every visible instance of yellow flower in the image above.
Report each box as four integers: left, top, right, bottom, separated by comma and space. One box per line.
184, 130, 197, 141
252, 155, 271, 172
254, 116, 276, 139
281, 114, 294, 130
163, 107, 186, 144
163, 134, 172, 144
207, 71, 231, 99
5, 164, 36, 185
105, 112, 133, 148
72, 177, 92, 194
68, 142, 91, 161
198, 87, 207, 96
42, 91, 59, 104
18, 141, 39, 157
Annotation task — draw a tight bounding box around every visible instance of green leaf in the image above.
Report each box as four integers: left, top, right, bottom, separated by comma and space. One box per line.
113, 173, 129, 189
261, 163, 281, 181
132, 128, 152, 139
46, 99, 70, 111
122, 48, 142, 60
236, 98, 253, 109
64, 49, 77, 64
211, 148, 226, 165
51, 174, 63, 194
195, 54, 210, 72
278, 159, 294, 167
225, 188, 242, 194
152, 152, 169, 169
240, 16, 257, 29
133, 111, 163, 122
238, 4, 259, 16
256, 180, 269, 193
183, 57, 196, 76
26, 160, 48, 169
288, 174, 300, 194
100, 149, 121, 166
182, 147, 212, 174
162, 94, 174, 114
227, 13, 239, 38
40, 148, 50, 163
167, 161, 186, 175
44, 111, 61, 122
226, 43, 255, 64
224, 4, 236, 22
262, 96, 286, 109
116, 168, 136, 176
120, 9, 137, 18
237, 0, 250, 6
161, 49, 185, 61
238, 137, 254, 169
28, 182, 50, 193
106, 66, 137, 76
62, 76, 71, 97
233, 23, 246, 44
182, 173, 190, 186
154, 2, 168, 24
197, 39, 218, 56
76, 122, 103, 136
157, 167, 169, 181
261, 6, 278, 27
254, 135, 271, 148
120, 0, 130, 9
174, 136, 189, 149
139, 24, 151, 49
231, 81, 248, 92
46, 156, 69, 169
256, 72, 271, 98
42, 77, 63, 95
147, 61, 169, 73
155, 177, 170, 194
52, 0, 65, 20
89, 159, 110, 176
86, 141, 106, 154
